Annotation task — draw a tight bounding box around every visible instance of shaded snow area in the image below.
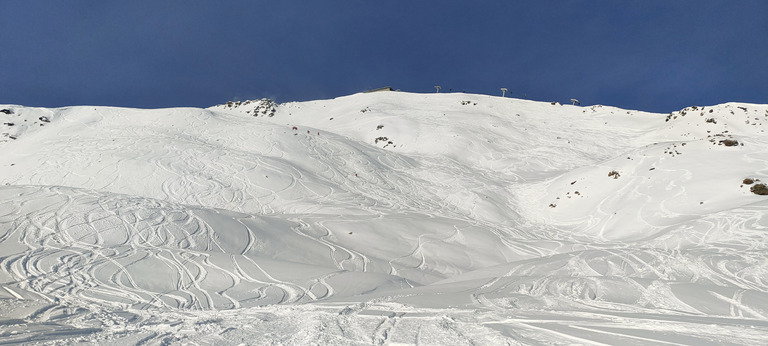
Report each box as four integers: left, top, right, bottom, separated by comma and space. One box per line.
1, 93, 768, 345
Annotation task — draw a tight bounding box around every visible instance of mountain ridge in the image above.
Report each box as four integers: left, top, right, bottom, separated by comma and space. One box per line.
2, 92, 768, 344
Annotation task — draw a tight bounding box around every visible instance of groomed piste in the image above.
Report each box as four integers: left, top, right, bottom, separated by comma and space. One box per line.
2, 91, 768, 344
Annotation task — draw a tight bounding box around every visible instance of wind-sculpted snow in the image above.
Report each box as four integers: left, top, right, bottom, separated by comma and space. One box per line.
2, 94, 768, 344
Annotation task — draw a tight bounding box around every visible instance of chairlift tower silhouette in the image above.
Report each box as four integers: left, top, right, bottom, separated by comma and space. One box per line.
501, 88, 508, 97
434, 86, 441, 93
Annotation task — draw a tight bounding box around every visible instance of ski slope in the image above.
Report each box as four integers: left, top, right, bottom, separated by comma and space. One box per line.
1, 92, 768, 344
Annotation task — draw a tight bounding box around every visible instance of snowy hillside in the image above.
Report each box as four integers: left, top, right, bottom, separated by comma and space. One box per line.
1, 92, 768, 345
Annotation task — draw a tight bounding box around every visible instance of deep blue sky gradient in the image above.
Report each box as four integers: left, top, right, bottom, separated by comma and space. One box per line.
2, 1, 766, 112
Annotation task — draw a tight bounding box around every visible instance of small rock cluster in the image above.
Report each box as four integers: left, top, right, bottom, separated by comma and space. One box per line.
743, 178, 768, 195
223, 99, 277, 117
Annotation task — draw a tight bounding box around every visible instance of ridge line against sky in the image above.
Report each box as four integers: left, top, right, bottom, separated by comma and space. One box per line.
1, 1, 766, 113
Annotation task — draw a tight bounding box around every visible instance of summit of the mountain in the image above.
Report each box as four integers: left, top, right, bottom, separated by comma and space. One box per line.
2, 92, 768, 344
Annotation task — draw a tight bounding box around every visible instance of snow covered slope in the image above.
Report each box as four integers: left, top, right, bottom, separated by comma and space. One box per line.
1, 93, 768, 345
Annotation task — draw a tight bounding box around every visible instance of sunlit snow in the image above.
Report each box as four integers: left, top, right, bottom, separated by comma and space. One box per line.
1, 92, 768, 344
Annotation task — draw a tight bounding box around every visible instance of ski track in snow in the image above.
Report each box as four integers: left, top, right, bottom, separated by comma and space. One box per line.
1, 96, 768, 344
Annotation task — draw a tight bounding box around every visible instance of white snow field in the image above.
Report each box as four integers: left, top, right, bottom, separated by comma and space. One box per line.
1, 92, 768, 345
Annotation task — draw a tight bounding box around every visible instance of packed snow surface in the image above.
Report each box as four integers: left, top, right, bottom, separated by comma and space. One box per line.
2, 92, 768, 344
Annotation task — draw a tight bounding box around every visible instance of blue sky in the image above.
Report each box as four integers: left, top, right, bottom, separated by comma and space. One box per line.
1, 1, 766, 113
